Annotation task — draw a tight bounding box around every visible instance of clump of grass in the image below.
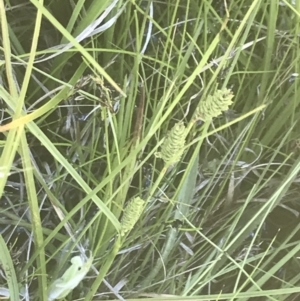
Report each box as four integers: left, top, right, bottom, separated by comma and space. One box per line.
1, 0, 300, 301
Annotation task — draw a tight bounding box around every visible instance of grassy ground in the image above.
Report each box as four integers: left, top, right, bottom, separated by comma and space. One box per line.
1, 0, 300, 300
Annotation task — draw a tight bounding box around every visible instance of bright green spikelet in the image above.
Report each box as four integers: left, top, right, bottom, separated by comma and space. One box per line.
195, 88, 234, 121
120, 197, 145, 236
157, 121, 187, 165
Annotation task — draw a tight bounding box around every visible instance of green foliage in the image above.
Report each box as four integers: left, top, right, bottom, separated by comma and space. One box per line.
48, 255, 93, 301
1, 0, 300, 300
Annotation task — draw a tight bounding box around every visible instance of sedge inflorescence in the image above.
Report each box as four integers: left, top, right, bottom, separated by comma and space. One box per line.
156, 121, 187, 165
195, 88, 234, 121
120, 197, 145, 236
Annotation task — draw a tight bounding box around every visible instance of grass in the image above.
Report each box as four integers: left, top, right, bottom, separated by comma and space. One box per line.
0, 0, 300, 300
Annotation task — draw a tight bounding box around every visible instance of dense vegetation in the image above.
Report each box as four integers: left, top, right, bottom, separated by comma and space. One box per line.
0, 0, 300, 300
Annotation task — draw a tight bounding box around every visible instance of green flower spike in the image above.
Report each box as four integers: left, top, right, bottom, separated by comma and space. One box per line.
156, 121, 187, 165
120, 197, 145, 236
195, 88, 234, 121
